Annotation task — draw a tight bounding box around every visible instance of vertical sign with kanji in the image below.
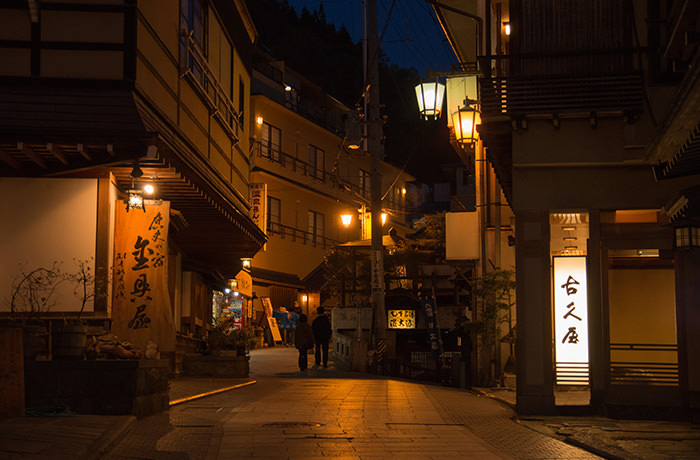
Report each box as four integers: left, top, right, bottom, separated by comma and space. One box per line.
421, 298, 440, 356
112, 201, 175, 354
249, 183, 267, 234
553, 256, 589, 384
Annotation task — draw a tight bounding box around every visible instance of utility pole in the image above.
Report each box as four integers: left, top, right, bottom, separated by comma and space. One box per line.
365, 0, 386, 356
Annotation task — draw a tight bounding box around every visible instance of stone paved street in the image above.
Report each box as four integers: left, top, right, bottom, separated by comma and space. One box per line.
102, 348, 603, 460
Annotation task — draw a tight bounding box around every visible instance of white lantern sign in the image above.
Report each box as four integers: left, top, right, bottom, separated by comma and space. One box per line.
553, 256, 589, 385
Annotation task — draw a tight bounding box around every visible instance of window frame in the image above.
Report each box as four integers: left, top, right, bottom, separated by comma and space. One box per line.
307, 210, 324, 245
261, 122, 282, 162
308, 144, 325, 179
267, 196, 281, 233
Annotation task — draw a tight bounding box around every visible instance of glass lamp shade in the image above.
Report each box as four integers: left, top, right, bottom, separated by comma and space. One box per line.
415, 82, 445, 120
452, 107, 481, 145
126, 190, 145, 212
341, 214, 353, 227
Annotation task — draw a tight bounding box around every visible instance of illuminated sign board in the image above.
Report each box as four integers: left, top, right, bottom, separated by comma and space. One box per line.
553, 256, 589, 385
387, 310, 416, 329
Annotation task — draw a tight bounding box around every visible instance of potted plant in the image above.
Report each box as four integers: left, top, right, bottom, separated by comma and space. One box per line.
183, 316, 254, 377
6, 262, 65, 360
51, 258, 93, 359
207, 316, 257, 356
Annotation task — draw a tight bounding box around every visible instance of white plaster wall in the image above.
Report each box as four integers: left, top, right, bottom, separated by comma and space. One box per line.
0, 177, 97, 312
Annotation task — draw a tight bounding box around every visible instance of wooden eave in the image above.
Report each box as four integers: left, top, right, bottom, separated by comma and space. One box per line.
0, 82, 266, 279
648, 51, 700, 181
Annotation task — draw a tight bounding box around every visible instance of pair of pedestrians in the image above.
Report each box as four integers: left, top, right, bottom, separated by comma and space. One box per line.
293, 306, 332, 371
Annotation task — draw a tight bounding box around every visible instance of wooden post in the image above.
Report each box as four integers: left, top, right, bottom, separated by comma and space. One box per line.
0, 327, 25, 417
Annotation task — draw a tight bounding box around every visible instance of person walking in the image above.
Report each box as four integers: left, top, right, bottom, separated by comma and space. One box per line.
293, 314, 314, 371
312, 306, 332, 368
287, 308, 299, 347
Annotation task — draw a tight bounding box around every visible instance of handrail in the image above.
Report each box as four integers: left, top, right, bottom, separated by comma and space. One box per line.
180, 31, 240, 140
267, 221, 339, 249
253, 142, 365, 197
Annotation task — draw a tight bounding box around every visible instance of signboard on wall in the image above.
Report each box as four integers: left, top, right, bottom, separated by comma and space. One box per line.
235, 270, 253, 298
445, 212, 479, 260
387, 310, 416, 329
553, 256, 589, 385
112, 201, 175, 353
250, 183, 267, 234
261, 296, 282, 343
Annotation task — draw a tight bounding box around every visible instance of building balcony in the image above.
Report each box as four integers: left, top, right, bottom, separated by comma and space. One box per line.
180, 32, 241, 142
267, 222, 339, 250
252, 141, 366, 200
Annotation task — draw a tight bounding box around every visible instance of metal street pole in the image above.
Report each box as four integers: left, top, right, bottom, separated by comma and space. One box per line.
366, 0, 386, 353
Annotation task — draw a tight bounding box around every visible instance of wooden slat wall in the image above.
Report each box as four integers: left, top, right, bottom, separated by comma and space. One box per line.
512, 0, 634, 76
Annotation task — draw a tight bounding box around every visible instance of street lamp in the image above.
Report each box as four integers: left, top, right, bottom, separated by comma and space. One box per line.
415, 81, 445, 120
452, 98, 481, 146
126, 163, 147, 212
126, 189, 145, 212
674, 221, 700, 248
341, 213, 353, 228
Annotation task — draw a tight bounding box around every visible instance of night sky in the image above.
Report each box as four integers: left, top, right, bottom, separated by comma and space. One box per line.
286, 0, 456, 77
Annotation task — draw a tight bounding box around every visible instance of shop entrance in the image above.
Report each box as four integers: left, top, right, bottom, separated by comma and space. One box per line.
607, 250, 678, 387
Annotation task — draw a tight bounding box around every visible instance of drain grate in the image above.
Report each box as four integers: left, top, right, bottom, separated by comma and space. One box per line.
263, 422, 323, 428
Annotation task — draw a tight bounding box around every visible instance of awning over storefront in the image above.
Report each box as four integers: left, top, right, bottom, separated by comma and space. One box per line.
648, 52, 700, 181
0, 83, 266, 279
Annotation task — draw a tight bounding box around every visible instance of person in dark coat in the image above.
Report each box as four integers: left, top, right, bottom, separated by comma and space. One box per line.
311, 306, 332, 368
293, 314, 314, 371
453, 315, 473, 388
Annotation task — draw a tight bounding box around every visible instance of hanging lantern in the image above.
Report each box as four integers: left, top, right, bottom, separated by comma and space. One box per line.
674, 220, 700, 248
446, 75, 478, 128
126, 189, 146, 212
452, 99, 481, 145
415, 81, 445, 120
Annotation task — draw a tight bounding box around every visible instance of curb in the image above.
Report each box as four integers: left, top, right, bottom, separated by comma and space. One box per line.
80, 415, 136, 460
471, 387, 516, 410
169, 380, 257, 406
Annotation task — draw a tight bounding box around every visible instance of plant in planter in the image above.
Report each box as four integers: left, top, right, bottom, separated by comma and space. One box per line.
207, 316, 257, 356
53, 258, 104, 360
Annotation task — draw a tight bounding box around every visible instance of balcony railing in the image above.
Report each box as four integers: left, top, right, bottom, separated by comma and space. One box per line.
267, 222, 339, 249
610, 343, 679, 386
180, 31, 240, 140
253, 142, 365, 197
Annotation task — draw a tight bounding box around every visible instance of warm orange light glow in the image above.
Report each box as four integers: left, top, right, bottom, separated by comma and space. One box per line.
302, 294, 308, 303
401, 187, 406, 196
341, 214, 353, 227
256, 116, 263, 125
504, 22, 511, 35
143, 184, 154, 195
381, 213, 388, 225
452, 107, 481, 144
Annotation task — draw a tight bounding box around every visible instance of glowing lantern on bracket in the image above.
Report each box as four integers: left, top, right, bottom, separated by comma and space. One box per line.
452, 99, 481, 146
414, 81, 445, 120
